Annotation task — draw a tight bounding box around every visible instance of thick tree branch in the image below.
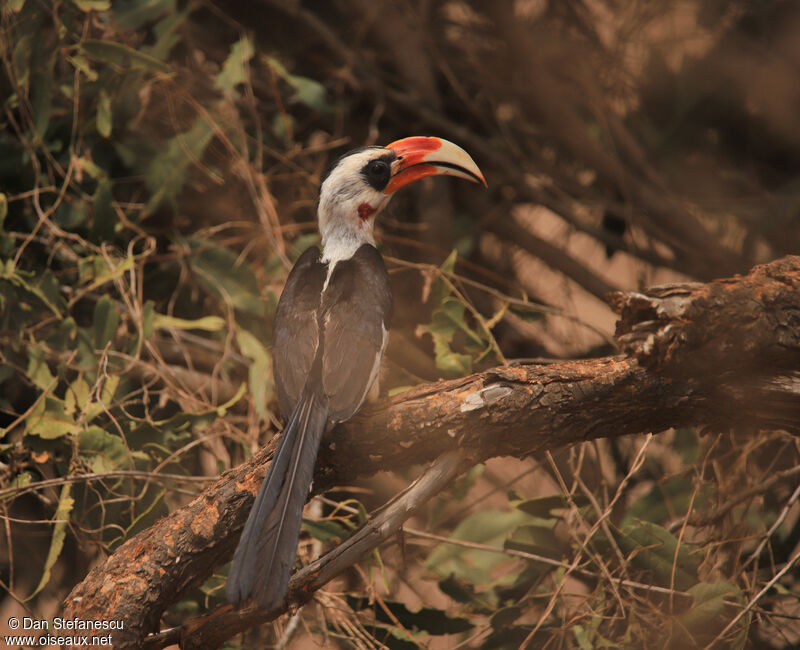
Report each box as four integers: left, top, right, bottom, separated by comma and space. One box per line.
62, 256, 800, 648
157, 452, 465, 649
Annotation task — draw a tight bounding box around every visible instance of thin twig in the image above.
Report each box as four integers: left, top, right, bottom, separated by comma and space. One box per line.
743, 481, 800, 569
0, 470, 214, 501
402, 527, 691, 599
703, 546, 800, 650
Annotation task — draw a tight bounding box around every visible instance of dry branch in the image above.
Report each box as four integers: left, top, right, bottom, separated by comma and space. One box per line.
62, 256, 800, 648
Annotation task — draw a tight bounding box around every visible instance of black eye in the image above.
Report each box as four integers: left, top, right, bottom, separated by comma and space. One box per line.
362, 159, 391, 191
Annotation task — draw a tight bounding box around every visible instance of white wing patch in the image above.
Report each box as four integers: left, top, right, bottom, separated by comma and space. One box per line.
354, 323, 389, 413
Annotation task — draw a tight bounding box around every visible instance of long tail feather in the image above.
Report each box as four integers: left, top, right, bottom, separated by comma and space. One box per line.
226, 389, 328, 609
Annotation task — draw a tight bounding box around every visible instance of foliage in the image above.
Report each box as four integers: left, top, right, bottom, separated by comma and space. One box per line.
0, 0, 280, 602
1, 0, 799, 648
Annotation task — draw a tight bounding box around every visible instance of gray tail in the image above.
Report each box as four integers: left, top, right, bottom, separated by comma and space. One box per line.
226, 388, 328, 609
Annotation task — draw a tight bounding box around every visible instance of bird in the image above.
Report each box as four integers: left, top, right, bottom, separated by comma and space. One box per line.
226, 136, 486, 610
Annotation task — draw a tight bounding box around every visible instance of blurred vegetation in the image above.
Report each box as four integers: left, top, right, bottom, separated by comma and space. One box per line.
1, 0, 798, 648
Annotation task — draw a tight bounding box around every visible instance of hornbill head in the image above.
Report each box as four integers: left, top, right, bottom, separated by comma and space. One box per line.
317, 136, 485, 258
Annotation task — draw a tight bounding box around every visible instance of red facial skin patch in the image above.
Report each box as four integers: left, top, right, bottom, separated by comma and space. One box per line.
358, 202, 377, 221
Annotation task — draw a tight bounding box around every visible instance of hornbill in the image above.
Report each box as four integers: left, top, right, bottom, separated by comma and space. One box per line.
226, 136, 486, 610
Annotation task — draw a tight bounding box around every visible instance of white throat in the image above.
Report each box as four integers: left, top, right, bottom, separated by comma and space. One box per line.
320, 217, 375, 264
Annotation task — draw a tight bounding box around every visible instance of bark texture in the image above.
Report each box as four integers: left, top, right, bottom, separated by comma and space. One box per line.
62, 256, 800, 648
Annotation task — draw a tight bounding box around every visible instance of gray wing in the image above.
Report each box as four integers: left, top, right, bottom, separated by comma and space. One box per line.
321, 244, 392, 422
272, 246, 326, 418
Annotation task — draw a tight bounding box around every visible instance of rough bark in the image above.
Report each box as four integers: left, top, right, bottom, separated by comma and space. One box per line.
62, 256, 800, 648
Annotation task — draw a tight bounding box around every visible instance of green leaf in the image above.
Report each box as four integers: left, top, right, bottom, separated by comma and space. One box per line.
114, 0, 176, 31
624, 476, 711, 528
485, 302, 509, 329
142, 300, 155, 339
26, 344, 56, 391
28, 483, 73, 599
505, 523, 562, 560
348, 596, 473, 636
12, 32, 33, 89
440, 248, 458, 274
1, 264, 63, 317
669, 581, 744, 648
236, 328, 272, 419
362, 625, 417, 650
38, 270, 66, 316
153, 313, 226, 332
483, 625, 545, 650
79, 40, 172, 74
26, 397, 78, 439
215, 37, 254, 99
573, 624, 595, 650
303, 518, 351, 542
490, 605, 523, 629
90, 177, 116, 242
0, 193, 7, 228
0, 365, 13, 386
682, 581, 741, 628
448, 463, 484, 501
141, 383, 246, 436
7, 0, 26, 12
31, 55, 55, 137
143, 6, 190, 61
79, 426, 144, 472
215, 382, 247, 416
270, 112, 295, 143
0, 465, 27, 490
96, 89, 112, 137
47, 317, 77, 352
387, 384, 420, 397
67, 54, 98, 81
514, 494, 590, 518
145, 116, 214, 211
3, 472, 33, 498
92, 294, 120, 350
426, 509, 531, 586
417, 250, 491, 375
76, 156, 105, 180
100, 375, 120, 412
419, 297, 475, 375
265, 56, 329, 111
187, 239, 266, 317
71, 0, 110, 10
79, 253, 134, 291
497, 563, 550, 604
437, 574, 479, 605
615, 520, 699, 590
443, 297, 484, 346
65, 376, 90, 416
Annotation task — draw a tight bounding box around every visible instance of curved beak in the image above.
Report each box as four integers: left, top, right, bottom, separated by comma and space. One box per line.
384, 136, 487, 194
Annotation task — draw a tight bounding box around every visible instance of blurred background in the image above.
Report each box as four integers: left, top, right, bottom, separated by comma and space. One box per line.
1, 0, 798, 647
